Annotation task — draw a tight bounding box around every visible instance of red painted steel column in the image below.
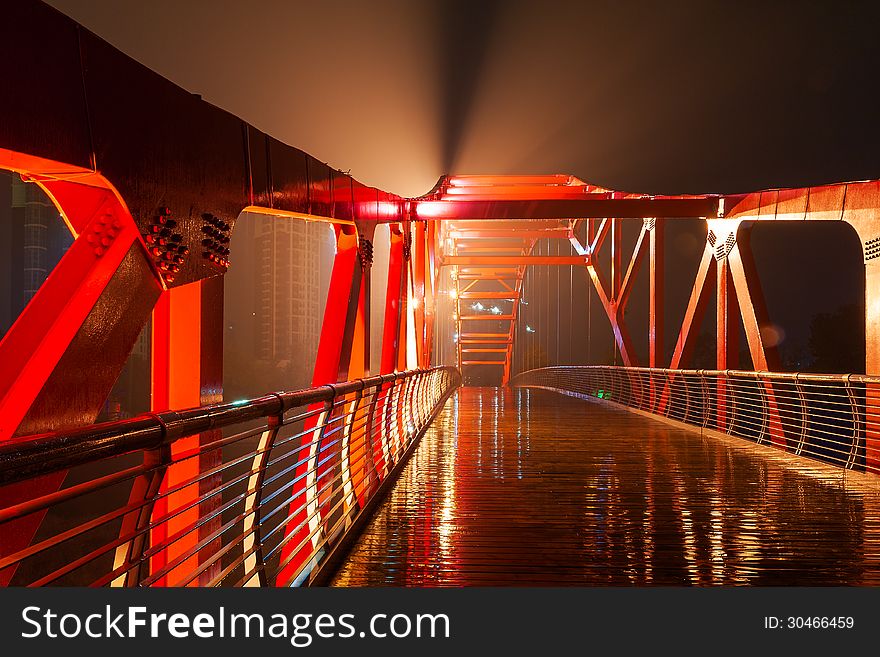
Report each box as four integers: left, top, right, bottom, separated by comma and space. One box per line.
649, 220, 664, 409
610, 217, 621, 365
381, 224, 406, 374
716, 255, 739, 370
277, 225, 361, 586
424, 220, 437, 366
670, 242, 716, 369
649, 220, 664, 368
727, 226, 784, 446
347, 248, 372, 504
413, 221, 427, 367
716, 255, 738, 432
866, 255, 880, 471
0, 176, 158, 586
313, 227, 362, 386
149, 276, 224, 586
662, 240, 716, 414
842, 206, 880, 472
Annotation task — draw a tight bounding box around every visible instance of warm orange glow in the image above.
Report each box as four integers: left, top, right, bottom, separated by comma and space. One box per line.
242, 205, 356, 227
150, 283, 204, 586
27, 179, 78, 240
413, 201, 448, 218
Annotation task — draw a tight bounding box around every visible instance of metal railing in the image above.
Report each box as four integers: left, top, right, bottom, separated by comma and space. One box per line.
0, 366, 460, 587
512, 366, 880, 475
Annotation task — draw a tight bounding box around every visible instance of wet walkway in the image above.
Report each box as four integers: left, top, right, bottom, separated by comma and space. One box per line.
331, 387, 880, 586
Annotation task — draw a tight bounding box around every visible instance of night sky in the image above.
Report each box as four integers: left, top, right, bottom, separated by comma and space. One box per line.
46, 0, 880, 197
45, 0, 880, 372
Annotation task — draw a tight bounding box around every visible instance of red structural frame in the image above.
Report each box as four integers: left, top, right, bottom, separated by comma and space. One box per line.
3, 0, 880, 584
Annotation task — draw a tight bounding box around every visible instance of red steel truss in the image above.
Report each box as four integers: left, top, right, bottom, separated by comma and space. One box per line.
3, 0, 880, 585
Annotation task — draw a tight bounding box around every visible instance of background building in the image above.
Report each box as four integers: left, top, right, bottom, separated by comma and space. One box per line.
224, 213, 335, 400
0, 170, 72, 340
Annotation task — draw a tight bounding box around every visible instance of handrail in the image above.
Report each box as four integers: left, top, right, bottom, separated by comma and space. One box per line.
0, 366, 461, 587
0, 370, 415, 485
515, 364, 880, 385
512, 365, 880, 476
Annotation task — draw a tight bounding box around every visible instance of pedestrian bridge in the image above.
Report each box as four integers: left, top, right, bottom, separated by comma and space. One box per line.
3, 366, 880, 587
335, 385, 880, 586
3, 0, 880, 587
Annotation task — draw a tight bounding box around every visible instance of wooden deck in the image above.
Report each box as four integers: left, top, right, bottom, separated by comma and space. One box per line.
331, 387, 880, 586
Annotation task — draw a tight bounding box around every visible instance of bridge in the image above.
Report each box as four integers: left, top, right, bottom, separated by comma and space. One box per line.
2, 1, 880, 587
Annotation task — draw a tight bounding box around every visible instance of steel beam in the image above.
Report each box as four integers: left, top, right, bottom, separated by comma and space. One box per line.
444, 255, 587, 266
445, 220, 567, 232
416, 197, 718, 221
459, 291, 520, 299
648, 220, 664, 369
670, 243, 716, 369
149, 278, 224, 586
448, 229, 570, 240
727, 226, 780, 372
278, 225, 361, 587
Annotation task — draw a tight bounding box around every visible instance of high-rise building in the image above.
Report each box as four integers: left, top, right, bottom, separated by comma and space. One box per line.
0, 171, 72, 339
254, 219, 333, 366
224, 213, 335, 399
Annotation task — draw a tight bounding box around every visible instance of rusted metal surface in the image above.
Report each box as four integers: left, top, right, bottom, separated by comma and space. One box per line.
332, 387, 880, 586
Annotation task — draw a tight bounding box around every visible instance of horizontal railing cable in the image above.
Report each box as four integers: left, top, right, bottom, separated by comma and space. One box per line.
0, 367, 460, 587
512, 366, 879, 475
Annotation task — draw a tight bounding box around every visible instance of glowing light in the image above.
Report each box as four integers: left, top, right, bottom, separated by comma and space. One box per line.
412, 298, 420, 310
414, 201, 448, 218
241, 204, 354, 227
525, 325, 536, 333
453, 332, 459, 343
449, 288, 458, 299
376, 201, 399, 217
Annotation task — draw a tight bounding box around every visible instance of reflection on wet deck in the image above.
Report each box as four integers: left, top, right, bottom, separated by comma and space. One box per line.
332, 387, 880, 586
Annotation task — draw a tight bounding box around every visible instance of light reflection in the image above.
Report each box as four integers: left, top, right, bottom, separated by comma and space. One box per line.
333, 387, 880, 587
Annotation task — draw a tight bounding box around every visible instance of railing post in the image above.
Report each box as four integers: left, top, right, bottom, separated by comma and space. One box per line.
727, 373, 737, 435
845, 376, 862, 470
700, 371, 709, 428
360, 385, 381, 504
241, 409, 282, 587
683, 372, 691, 422
663, 370, 673, 417
794, 375, 808, 456
304, 398, 335, 576
756, 375, 768, 444
407, 374, 416, 438
150, 276, 224, 586
867, 379, 880, 474
340, 388, 364, 530
386, 378, 402, 466
111, 443, 171, 587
